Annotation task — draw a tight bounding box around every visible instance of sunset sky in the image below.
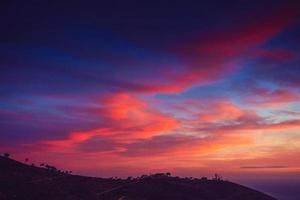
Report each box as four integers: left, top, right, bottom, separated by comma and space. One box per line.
1, 1, 300, 184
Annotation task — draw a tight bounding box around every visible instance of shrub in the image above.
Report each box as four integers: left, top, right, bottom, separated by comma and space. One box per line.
3, 153, 10, 158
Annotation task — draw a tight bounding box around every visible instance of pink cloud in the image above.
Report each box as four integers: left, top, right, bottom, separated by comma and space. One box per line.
245, 87, 300, 108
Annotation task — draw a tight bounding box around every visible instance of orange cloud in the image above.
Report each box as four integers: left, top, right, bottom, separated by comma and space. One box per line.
199, 101, 244, 123
100, 92, 146, 120
28, 92, 179, 153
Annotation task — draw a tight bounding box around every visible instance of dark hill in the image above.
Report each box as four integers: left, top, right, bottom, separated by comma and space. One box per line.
0, 156, 277, 200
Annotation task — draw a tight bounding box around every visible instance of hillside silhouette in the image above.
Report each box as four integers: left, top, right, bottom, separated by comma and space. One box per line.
0, 155, 277, 200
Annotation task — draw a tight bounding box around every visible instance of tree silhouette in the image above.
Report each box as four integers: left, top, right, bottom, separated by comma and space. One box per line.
213, 174, 222, 181
3, 153, 10, 158
45, 164, 57, 171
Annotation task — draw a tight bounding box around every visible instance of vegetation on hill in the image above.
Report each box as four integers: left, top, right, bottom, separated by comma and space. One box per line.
0, 155, 277, 200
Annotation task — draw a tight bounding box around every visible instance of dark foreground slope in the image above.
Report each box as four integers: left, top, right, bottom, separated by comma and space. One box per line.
0, 156, 277, 200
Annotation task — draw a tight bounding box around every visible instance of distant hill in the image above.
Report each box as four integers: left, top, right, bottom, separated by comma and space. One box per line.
0, 155, 277, 200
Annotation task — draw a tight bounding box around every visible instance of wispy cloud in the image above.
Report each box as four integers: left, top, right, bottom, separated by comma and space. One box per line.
240, 166, 288, 169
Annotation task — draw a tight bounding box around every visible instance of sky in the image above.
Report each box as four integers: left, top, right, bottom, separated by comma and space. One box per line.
1, 1, 300, 191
